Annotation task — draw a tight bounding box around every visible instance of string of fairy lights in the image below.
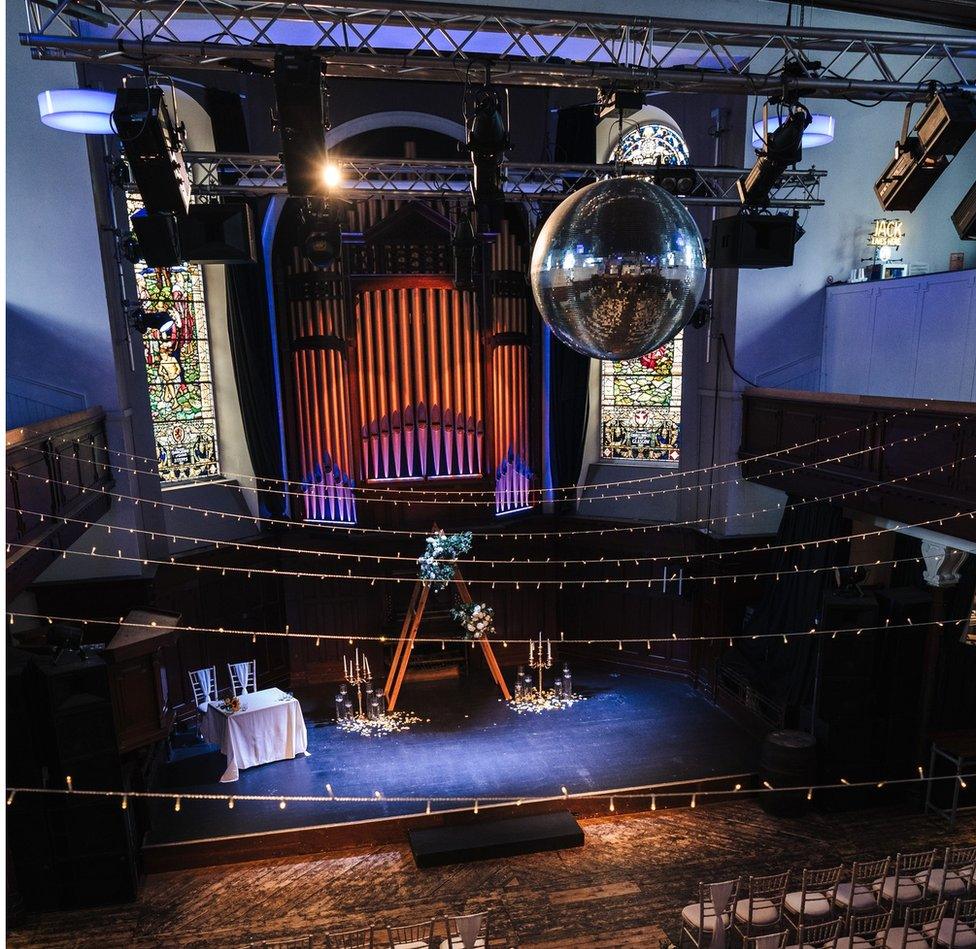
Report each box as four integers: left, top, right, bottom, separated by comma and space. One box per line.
12, 435, 970, 548
8, 611, 965, 648
2, 539, 961, 588
5, 770, 972, 816
8, 451, 970, 570
18, 403, 935, 499
20, 416, 960, 507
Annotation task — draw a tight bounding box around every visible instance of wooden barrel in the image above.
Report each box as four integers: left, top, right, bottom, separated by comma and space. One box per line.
760, 730, 818, 816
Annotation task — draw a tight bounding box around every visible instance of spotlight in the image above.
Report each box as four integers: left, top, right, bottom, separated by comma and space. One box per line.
875, 92, 976, 212
273, 52, 329, 197
322, 161, 343, 190
465, 79, 510, 232
651, 160, 698, 196
112, 86, 191, 216
690, 299, 712, 329
300, 199, 342, 268
952, 179, 976, 240
737, 102, 811, 207
452, 212, 477, 290
127, 305, 174, 335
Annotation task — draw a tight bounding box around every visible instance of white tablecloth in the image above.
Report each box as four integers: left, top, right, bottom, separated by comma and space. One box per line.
201, 687, 309, 782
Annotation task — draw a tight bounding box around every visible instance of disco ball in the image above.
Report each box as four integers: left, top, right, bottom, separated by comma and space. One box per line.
530, 177, 706, 360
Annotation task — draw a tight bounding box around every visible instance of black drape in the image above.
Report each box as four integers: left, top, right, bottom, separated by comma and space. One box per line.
728, 498, 849, 711
549, 335, 590, 512
225, 198, 286, 517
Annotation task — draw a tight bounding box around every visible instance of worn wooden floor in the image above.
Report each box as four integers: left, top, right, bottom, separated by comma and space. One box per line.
8, 801, 974, 948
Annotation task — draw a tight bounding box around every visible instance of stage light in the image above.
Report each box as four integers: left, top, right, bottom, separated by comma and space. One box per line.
322, 161, 343, 190
465, 79, 510, 232
38, 89, 116, 134
875, 92, 976, 212
752, 113, 834, 150
952, 179, 976, 239
113, 86, 191, 216
274, 52, 329, 197
737, 102, 812, 207
300, 199, 342, 268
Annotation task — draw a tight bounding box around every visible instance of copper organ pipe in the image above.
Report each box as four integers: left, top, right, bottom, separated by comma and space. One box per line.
362, 293, 379, 480
411, 287, 426, 477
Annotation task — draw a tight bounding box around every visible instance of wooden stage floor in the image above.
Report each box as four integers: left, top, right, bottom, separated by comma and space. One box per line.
9, 801, 974, 948
146, 669, 759, 850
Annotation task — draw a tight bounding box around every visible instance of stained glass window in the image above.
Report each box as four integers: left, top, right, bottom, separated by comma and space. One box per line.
611, 123, 690, 166
601, 337, 682, 463
128, 199, 220, 483
601, 120, 689, 465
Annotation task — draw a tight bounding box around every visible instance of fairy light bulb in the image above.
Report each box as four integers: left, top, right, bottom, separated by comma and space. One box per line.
609, 797, 615, 813
6, 791, 16, 806
228, 797, 235, 809
174, 796, 181, 812
121, 794, 128, 810
279, 798, 287, 810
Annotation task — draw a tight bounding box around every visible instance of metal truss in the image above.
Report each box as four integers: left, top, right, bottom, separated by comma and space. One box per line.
22, 0, 976, 100
173, 153, 825, 208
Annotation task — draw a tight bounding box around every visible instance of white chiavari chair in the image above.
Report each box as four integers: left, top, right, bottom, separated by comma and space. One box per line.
324, 926, 374, 949
932, 898, 976, 949
189, 666, 218, 712
838, 910, 894, 949
926, 847, 976, 904
385, 919, 435, 949
228, 659, 257, 697
789, 917, 842, 949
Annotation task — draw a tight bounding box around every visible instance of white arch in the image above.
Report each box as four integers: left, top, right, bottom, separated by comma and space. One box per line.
326, 110, 467, 149
596, 104, 686, 164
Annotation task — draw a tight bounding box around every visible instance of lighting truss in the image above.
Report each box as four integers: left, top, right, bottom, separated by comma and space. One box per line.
21, 0, 976, 100
170, 154, 826, 208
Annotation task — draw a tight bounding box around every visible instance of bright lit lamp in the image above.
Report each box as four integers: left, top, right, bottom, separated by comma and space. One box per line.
38, 89, 117, 134
322, 161, 343, 190
752, 113, 835, 150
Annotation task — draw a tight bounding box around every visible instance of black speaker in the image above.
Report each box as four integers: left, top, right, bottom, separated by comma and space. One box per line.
273, 52, 328, 197
555, 103, 597, 164
130, 209, 182, 267
181, 202, 257, 263
952, 179, 976, 240
113, 87, 191, 216
709, 213, 798, 269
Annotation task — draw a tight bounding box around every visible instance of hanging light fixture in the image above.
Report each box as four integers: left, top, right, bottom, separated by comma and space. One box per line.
752, 113, 835, 150
37, 89, 116, 134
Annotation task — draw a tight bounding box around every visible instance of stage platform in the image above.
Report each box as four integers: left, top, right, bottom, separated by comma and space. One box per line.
145, 669, 759, 868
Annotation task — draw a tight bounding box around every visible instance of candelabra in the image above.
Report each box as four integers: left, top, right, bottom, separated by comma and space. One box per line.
342, 648, 372, 718
528, 631, 553, 699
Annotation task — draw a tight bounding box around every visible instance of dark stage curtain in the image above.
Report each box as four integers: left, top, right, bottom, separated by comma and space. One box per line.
548, 335, 590, 512
225, 198, 286, 517
727, 498, 849, 713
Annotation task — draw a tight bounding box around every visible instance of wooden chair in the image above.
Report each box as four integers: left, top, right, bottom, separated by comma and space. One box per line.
926, 847, 976, 904
446, 912, 488, 948
789, 918, 842, 949
876, 851, 938, 919
878, 901, 947, 949
189, 665, 218, 712
680, 879, 740, 949
838, 910, 894, 949
386, 919, 435, 949
786, 865, 845, 929
932, 897, 976, 949
325, 926, 374, 949
254, 938, 313, 948
228, 659, 257, 696
835, 858, 891, 922
735, 870, 793, 938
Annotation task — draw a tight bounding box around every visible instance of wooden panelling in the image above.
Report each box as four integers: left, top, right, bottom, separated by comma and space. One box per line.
741, 388, 976, 542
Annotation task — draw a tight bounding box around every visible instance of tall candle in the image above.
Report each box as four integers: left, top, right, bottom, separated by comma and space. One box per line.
343, 655, 348, 677
547, 640, 552, 664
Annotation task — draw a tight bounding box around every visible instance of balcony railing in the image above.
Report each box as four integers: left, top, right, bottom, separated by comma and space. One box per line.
6, 407, 113, 596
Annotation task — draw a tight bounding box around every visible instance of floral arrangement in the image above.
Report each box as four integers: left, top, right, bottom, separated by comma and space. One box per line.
451, 601, 495, 639
337, 710, 425, 736
417, 530, 472, 592
219, 696, 242, 713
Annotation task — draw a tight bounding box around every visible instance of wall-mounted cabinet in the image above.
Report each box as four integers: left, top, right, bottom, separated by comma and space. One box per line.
821, 270, 976, 401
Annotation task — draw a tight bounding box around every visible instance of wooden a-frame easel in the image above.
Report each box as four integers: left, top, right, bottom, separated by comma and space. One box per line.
384, 564, 512, 711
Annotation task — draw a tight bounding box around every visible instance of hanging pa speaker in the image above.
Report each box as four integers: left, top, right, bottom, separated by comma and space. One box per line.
273, 52, 328, 197
130, 209, 182, 267
709, 213, 799, 269
180, 203, 257, 263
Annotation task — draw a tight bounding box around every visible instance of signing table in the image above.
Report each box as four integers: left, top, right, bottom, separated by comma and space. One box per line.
201, 687, 309, 783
